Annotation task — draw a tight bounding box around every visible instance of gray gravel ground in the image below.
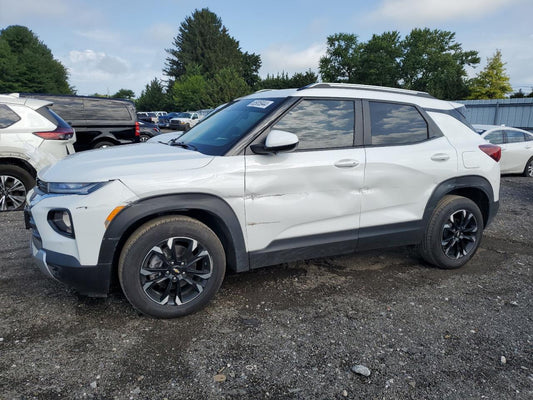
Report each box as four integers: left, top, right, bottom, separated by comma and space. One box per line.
0, 176, 532, 399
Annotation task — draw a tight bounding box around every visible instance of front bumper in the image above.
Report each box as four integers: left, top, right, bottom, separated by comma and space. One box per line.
26, 207, 112, 297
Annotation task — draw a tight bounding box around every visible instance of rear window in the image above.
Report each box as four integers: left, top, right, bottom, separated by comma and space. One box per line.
35, 106, 71, 129
0, 104, 21, 128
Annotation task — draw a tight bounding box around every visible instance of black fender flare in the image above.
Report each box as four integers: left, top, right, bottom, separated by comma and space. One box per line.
422, 175, 498, 231
97, 193, 249, 274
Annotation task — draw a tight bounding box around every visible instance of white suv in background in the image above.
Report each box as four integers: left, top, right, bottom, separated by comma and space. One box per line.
25, 84, 501, 318
0, 94, 75, 211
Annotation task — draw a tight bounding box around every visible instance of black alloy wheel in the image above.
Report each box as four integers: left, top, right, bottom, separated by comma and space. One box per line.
118, 216, 226, 318
140, 236, 213, 306
419, 195, 483, 269
441, 209, 478, 259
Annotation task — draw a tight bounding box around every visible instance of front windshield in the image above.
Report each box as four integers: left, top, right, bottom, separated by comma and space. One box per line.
175, 97, 287, 155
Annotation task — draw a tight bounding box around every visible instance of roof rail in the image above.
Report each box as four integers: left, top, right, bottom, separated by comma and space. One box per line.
298, 83, 435, 99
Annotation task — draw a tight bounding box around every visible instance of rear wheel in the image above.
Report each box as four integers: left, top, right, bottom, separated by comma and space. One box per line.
419, 195, 483, 269
523, 157, 533, 177
139, 134, 151, 142
0, 165, 34, 211
118, 216, 226, 318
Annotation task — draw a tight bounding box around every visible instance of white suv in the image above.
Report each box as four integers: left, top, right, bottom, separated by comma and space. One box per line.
25, 84, 501, 318
0, 94, 75, 211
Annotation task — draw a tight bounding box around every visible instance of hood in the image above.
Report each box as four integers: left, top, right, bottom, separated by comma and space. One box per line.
39, 142, 214, 182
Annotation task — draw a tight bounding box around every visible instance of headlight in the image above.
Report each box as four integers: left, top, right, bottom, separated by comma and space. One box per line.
46, 182, 108, 195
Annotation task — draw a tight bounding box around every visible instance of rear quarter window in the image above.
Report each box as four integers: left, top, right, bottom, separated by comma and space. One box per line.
0, 104, 21, 128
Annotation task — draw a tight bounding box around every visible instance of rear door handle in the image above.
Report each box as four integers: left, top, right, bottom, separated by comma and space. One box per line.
431, 153, 450, 162
334, 159, 359, 168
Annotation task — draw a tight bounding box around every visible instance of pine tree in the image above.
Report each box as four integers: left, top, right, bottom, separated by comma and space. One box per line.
468, 50, 512, 99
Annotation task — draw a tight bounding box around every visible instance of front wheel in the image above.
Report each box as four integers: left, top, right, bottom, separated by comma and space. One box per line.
118, 216, 226, 318
419, 195, 483, 269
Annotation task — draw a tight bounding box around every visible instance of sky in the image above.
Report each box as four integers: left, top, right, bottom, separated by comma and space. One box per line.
0, 0, 532, 97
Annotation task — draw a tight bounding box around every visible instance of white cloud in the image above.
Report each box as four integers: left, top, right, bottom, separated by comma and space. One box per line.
371, 0, 519, 24
74, 29, 121, 44
260, 42, 326, 77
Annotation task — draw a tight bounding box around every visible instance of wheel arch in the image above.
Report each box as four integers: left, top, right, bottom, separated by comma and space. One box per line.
0, 157, 37, 178
423, 175, 497, 229
98, 193, 249, 283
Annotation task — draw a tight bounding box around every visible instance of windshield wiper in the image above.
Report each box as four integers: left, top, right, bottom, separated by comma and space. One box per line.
170, 140, 197, 151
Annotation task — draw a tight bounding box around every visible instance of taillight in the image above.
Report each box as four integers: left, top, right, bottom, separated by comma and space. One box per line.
479, 144, 501, 162
33, 127, 74, 140
135, 121, 140, 137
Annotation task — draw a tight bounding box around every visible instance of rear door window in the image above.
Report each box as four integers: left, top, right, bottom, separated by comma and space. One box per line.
369, 102, 428, 145
84, 99, 132, 120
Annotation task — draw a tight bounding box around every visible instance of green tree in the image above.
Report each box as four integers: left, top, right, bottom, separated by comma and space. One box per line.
136, 78, 170, 111
401, 28, 479, 99
359, 31, 402, 87
164, 8, 260, 86
112, 89, 135, 100
319, 33, 362, 82
289, 70, 318, 88
0, 25, 73, 94
208, 68, 251, 106
468, 50, 512, 100
510, 89, 525, 98
170, 66, 210, 111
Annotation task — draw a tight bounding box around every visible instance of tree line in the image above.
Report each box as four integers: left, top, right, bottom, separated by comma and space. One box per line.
0, 9, 526, 112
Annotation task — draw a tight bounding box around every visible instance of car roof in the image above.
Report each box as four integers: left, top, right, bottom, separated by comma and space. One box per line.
244, 83, 461, 111
0, 93, 53, 110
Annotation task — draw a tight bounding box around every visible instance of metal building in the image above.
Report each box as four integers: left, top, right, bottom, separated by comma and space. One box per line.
457, 98, 533, 132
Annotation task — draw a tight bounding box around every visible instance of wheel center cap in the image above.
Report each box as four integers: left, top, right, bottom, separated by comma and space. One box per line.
173, 267, 180, 274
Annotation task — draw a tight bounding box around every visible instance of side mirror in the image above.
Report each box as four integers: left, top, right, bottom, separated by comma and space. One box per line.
251, 129, 299, 154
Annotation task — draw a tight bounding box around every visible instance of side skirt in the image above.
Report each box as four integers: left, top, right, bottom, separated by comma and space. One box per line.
249, 221, 423, 269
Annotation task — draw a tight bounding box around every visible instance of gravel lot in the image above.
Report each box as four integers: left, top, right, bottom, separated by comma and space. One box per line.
1, 177, 532, 399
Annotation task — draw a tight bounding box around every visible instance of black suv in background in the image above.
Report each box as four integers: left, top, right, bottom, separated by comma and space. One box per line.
21, 94, 140, 151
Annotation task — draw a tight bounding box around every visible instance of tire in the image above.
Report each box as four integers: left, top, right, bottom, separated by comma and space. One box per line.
139, 134, 151, 142
93, 141, 115, 149
185, 123, 191, 131
118, 216, 226, 318
419, 195, 483, 269
0, 165, 34, 211
523, 157, 533, 177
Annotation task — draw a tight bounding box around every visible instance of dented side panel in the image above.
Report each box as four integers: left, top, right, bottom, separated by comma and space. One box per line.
244, 149, 365, 252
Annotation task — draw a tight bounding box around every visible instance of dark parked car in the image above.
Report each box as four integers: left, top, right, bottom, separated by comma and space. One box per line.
21, 94, 140, 151
138, 120, 161, 142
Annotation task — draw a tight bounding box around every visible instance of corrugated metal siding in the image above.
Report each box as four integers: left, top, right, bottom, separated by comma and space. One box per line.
457, 98, 533, 130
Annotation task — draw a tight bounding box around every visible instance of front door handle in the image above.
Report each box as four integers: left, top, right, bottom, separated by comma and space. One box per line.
334, 159, 359, 168
431, 153, 450, 162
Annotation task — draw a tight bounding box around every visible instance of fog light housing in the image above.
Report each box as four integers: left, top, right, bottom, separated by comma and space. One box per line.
48, 209, 75, 238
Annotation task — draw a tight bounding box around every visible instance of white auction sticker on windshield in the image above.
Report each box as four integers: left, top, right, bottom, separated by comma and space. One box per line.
247, 100, 274, 109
